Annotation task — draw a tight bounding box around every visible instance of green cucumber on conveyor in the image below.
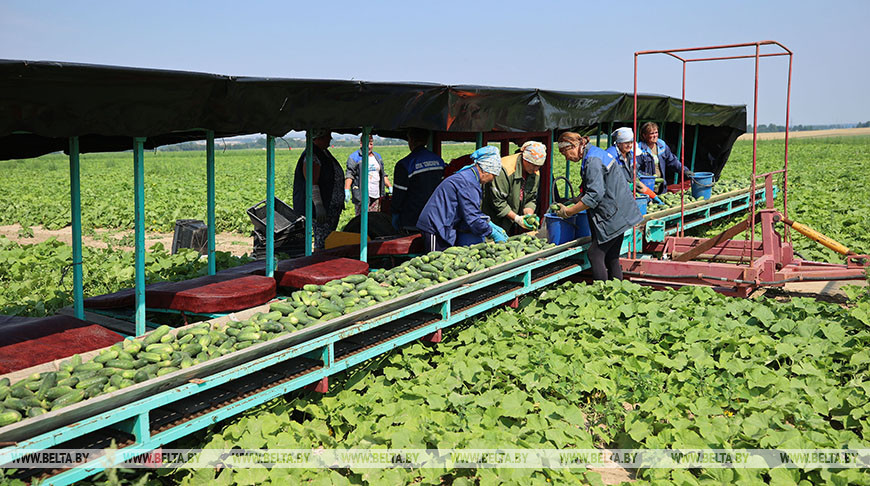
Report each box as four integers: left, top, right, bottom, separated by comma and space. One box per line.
0, 235, 557, 428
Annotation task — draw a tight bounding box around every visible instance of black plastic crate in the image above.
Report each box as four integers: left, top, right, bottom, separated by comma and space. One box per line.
247, 197, 305, 238
171, 219, 208, 255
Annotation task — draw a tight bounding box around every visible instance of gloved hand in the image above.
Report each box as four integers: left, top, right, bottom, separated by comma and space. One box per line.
556, 203, 572, 219
391, 213, 401, 231
488, 221, 508, 243
344, 189, 352, 204
312, 187, 327, 224
513, 214, 534, 231
640, 184, 658, 201
652, 196, 665, 205
685, 170, 695, 179
386, 185, 393, 195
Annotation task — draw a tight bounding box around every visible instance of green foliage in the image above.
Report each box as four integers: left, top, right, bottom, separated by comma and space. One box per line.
700, 136, 870, 262
166, 280, 870, 485
0, 236, 252, 317
0, 144, 478, 235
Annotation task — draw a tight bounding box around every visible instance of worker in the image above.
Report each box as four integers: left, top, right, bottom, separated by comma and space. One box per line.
555, 132, 643, 281
391, 128, 446, 232
344, 135, 392, 215
606, 127, 664, 205
482, 141, 546, 233
416, 146, 509, 252
636, 122, 693, 193
292, 129, 344, 250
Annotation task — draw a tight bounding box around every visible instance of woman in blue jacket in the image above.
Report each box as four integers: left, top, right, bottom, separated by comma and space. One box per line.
636, 122, 693, 192
555, 132, 643, 281
416, 146, 508, 253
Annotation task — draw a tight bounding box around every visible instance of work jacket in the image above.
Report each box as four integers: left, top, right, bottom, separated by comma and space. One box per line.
482, 153, 540, 232
345, 149, 386, 205
580, 146, 644, 244
636, 139, 688, 190
392, 146, 445, 229
416, 167, 492, 246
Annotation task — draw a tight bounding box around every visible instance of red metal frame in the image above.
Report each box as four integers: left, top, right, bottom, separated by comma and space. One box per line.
625, 41, 867, 296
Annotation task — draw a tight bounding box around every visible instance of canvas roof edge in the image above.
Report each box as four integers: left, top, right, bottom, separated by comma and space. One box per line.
0, 59, 745, 160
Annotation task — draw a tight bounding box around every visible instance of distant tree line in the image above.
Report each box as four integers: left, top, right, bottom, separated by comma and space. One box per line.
747, 122, 868, 133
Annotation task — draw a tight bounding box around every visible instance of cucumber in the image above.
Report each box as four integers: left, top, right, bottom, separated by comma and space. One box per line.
0, 378, 9, 387
105, 359, 135, 370
109, 374, 123, 387
0, 409, 22, 427
225, 327, 241, 337
181, 343, 202, 356
237, 332, 261, 342
50, 389, 85, 410
156, 366, 179, 377
83, 384, 103, 398
343, 274, 367, 284
270, 301, 295, 316
73, 362, 104, 373
143, 325, 172, 346
261, 322, 284, 333
139, 352, 163, 363
121, 369, 138, 380
27, 407, 46, 418
75, 376, 108, 390
0, 387, 8, 402
177, 333, 195, 345
116, 350, 135, 361
307, 306, 323, 318
197, 335, 212, 348
3, 397, 28, 411
133, 370, 150, 383
35, 372, 57, 400
93, 349, 119, 364
145, 343, 173, 355
11, 386, 35, 399
122, 338, 142, 354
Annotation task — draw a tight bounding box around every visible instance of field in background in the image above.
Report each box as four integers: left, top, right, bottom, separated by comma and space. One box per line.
0, 135, 868, 262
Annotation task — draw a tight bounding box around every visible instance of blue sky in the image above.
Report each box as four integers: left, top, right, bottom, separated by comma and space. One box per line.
1, 0, 866, 125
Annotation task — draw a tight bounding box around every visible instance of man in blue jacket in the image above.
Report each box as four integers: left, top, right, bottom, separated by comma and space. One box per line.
344, 136, 392, 215
636, 122, 693, 192
391, 128, 445, 231
416, 146, 509, 253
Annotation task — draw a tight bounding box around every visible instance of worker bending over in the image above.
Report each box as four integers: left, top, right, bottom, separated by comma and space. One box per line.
391, 128, 445, 232
416, 146, 509, 253
482, 141, 546, 234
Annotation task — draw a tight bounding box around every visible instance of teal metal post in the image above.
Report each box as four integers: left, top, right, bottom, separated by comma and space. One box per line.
266, 135, 276, 277
690, 125, 699, 172
304, 133, 313, 256
426, 131, 434, 151
133, 138, 146, 336
606, 122, 613, 146
549, 131, 556, 205
475, 132, 484, 149
68, 137, 84, 320
206, 131, 216, 275
359, 127, 371, 263
596, 123, 602, 148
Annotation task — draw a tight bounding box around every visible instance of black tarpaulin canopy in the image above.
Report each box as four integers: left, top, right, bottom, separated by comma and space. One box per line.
0, 59, 745, 174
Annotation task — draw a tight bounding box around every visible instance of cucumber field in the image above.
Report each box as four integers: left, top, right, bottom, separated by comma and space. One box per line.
0, 135, 868, 485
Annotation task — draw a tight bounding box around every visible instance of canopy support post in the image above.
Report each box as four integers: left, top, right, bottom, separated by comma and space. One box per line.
360, 127, 371, 263
206, 131, 216, 275
133, 137, 146, 337
68, 137, 84, 320
266, 135, 276, 277
475, 132, 484, 149
304, 132, 314, 256
596, 123, 602, 148
690, 125, 699, 172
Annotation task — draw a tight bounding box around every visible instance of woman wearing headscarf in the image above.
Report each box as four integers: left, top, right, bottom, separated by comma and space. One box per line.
636, 122, 693, 193
606, 127, 663, 205
292, 129, 345, 250
416, 146, 509, 253
555, 132, 643, 280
